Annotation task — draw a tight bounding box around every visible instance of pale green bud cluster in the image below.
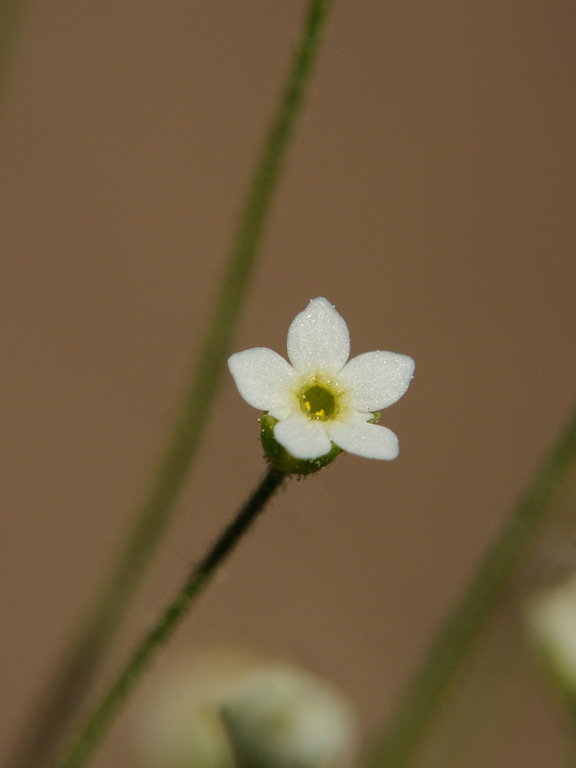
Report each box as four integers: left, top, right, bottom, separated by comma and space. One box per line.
526, 572, 576, 711
132, 650, 357, 768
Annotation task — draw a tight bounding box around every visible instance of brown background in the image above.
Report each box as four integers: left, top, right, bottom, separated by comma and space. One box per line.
1, 1, 575, 765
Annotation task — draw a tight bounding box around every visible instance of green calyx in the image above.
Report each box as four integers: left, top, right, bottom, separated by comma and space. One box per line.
259, 413, 342, 475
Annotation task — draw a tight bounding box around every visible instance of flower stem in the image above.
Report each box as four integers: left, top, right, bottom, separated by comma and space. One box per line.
5, 3, 334, 767
366, 398, 576, 768
56, 466, 286, 768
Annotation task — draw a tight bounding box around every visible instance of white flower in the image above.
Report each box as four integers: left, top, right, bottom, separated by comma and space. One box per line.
228, 298, 414, 462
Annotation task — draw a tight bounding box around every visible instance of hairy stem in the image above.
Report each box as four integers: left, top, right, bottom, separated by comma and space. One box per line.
57, 467, 286, 768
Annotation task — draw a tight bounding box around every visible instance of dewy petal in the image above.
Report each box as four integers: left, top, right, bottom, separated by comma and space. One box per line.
286, 297, 350, 375
338, 351, 414, 411
326, 418, 399, 460
228, 348, 297, 413
274, 413, 333, 460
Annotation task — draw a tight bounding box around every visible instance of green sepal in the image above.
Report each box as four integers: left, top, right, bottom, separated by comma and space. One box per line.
259, 413, 342, 475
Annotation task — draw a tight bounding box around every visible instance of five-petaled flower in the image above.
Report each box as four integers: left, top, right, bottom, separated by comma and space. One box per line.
228, 298, 414, 466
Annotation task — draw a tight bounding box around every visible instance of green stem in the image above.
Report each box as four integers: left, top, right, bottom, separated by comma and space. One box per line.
56, 466, 286, 768
367, 398, 576, 768
5, 3, 334, 767
0, 0, 31, 124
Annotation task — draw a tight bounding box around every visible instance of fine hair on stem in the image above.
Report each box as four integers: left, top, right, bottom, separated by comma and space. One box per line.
58, 467, 286, 768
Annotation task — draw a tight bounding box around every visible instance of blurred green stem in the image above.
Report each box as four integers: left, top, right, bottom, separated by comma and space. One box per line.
6, 3, 334, 767
57, 466, 287, 768
367, 398, 576, 768
0, 0, 31, 122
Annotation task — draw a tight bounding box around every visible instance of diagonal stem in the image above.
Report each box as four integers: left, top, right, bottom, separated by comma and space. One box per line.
5, 2, 335, 767
56, 466, 286, 768
366, 397, 576, 768
0, 0, 32, 124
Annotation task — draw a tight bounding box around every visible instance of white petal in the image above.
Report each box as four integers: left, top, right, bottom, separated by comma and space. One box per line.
274, 413, 333, 460
228, 349, 297, 413
286, 298, 350, 375
338, 351, 414, 411
326, 418, 399, 460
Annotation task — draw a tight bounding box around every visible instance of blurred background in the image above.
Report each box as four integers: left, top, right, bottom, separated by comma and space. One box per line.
1, 1, 575, 765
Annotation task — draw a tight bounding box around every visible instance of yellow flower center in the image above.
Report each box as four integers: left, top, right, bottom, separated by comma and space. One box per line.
299, 385, 337, 421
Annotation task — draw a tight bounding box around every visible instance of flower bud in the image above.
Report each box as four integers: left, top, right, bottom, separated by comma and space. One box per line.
133, 650, 357, 768
526, 572, 576, 711
221, 664, 356, 768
